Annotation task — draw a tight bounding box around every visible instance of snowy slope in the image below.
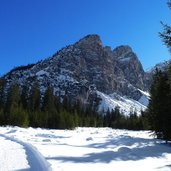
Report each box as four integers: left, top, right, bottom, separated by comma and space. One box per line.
1, 127, 171, 171
97, 91, 149, 115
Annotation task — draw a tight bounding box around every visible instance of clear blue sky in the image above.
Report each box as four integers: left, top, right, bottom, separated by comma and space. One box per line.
0, 0, 171, 76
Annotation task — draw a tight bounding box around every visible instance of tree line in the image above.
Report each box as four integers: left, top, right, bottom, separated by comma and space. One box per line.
0, 80, 147, 130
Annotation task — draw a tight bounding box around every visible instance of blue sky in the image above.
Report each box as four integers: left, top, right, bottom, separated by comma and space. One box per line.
0, 0, 171, 75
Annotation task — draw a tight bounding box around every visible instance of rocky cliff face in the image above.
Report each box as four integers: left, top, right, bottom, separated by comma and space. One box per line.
2, 34, 151, 114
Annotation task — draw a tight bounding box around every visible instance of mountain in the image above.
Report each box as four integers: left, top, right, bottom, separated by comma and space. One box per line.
147, 60, 171, 73
2, 34, 151, 114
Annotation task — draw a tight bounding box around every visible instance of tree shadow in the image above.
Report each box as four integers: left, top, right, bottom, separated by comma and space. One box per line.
156, 164, 171, 170
86, 135, 158, 149
46, 136, 171, 164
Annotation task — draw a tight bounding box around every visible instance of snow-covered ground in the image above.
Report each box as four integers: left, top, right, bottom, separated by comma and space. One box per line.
0, 127, 171, 171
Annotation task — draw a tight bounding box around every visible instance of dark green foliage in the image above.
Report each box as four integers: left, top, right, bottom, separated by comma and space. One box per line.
4, 83, 29, 127
146, 67, 171, 141
126, 112, 143, 130
160, 22, 171, 52
5, 83, 21, 124
0, 79, 6, 125
160, 1, 171, 52
102, 106, 146, 130
143, 0, 171, 141
29, 82, 41, 112
0, 78, 6, 109
28, 82, 41, 127
147, 0, 171, 141
0, 81, 148, 130
21, 84, 30, 110
139, 110, 150, 130
0, 108, 5, 125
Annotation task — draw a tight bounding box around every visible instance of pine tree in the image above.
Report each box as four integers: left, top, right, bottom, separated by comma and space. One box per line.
5, 83, 21, 125
0, 78, 5, 125
21, 84, 30, 110
29, 82, 41, 127
5, 83, 29, 127
29, 82, 41, 112
147, 69, 170, 139
157, 0, 171, 141
0, 78, 5, 109
42, 86, 57, 128
160, 1, 171, 52
163, 66, 171, 140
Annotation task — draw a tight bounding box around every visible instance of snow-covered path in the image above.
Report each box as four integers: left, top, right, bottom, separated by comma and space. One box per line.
0, 132, 51, 171
1, 127, 171, 171
0, 136, 29, 171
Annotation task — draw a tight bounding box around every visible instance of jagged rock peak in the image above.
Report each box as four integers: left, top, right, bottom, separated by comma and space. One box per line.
113, 45, 133, 59
104, 46, 112, 52
76, 34, 103, 47
104, 46, 113, 56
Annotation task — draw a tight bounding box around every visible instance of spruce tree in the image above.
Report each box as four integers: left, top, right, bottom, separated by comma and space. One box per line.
42, 86, 57, 128
0, 78, 5, 125
5, 83, 29, 127
29, 81, 41, 127
5, 83, 20, 125
21, 84, 30, 110
0, 78, 5, 109
29, 82, 41, 112
163, 66, 171, 140
147, 69, 170, 139
157, 0, 171, 140
160, 0, 171, 52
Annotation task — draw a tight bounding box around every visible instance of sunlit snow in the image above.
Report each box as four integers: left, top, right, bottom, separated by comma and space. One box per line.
97, 91, 148, 115
0, 127, 171, 171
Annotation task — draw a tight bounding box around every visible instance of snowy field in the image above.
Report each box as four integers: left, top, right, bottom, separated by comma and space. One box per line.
0, 127, 171, 171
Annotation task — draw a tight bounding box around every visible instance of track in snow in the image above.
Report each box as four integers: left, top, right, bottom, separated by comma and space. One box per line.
0, 134, 51, 171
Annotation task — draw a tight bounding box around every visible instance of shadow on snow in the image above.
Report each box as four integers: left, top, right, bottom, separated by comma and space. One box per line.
46, 136, 171, 164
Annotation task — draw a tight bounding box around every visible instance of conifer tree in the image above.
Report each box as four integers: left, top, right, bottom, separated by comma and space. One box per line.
0, 78, 5, 125
5, 83, 29, 126
29, 81, 41, 127
21, 84, 30, 110
160, 0, 171, 52
42, 86, 57, 128
5, 83, 20, 124
147, 69, 170, 139
0, 78, 5, 109
0, 109, 4, 125
163, 66, 171, 140
29, 82, 41, 112
157, 0, 171, 140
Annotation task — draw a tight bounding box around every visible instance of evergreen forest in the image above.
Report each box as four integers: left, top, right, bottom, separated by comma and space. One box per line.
0, 80, 147, 130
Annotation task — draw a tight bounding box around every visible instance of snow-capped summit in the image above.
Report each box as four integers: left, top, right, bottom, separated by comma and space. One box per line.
2, 34, 151, 114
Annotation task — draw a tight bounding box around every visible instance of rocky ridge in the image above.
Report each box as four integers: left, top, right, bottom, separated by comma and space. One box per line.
2, 34, 151, 114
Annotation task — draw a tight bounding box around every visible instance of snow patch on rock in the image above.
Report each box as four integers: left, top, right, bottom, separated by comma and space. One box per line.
97, 91, 147, 115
